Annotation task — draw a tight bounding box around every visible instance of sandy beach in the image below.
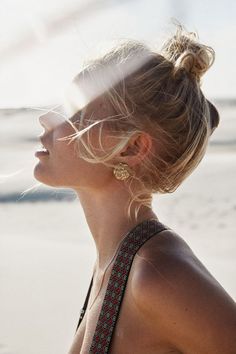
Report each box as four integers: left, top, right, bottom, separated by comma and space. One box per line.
0, 102, 236, 354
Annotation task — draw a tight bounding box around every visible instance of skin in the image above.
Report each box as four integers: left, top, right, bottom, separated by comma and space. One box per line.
34, 94, 236, 353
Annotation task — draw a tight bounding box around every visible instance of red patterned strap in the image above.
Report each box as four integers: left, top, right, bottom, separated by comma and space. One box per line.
88, 218, 170, 353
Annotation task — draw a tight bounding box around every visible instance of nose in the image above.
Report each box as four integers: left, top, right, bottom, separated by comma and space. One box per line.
39, 108, 67, 131
39, 113, 51, 131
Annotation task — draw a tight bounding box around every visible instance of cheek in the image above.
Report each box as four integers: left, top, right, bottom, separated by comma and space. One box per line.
55, 141, 112, 188
52, 124, 78, 164
51, 133, 93, 184
52, 140, 79, 177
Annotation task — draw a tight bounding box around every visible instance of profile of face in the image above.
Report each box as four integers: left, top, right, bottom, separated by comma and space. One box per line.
34, 97, 118, 192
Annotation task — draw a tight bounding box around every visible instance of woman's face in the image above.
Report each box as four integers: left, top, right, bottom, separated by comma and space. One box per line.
34, 98, 116, 191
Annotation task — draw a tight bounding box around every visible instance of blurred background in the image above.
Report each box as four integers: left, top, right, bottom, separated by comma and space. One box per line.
0, 0, 235, 353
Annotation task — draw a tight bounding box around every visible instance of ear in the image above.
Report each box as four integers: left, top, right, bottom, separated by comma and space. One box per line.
119, 132, 153, 166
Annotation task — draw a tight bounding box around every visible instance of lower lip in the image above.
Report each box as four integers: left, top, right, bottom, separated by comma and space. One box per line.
35, 150, 50, 158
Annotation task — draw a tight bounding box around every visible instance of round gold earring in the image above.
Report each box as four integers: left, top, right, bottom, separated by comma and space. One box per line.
113, 162, 133, 180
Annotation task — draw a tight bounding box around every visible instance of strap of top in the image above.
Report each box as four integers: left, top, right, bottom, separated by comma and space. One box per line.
75, 218, 170, 352
75, 275, 94, 333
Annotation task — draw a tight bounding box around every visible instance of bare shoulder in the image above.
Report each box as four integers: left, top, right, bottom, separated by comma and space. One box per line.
134, 228, 219, 284
130, 228, 236, 354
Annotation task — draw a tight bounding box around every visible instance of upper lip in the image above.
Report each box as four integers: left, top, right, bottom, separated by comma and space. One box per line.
39, 135, 49, 152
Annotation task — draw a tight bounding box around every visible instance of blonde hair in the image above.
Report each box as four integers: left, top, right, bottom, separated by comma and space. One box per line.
65, 22, 220, 221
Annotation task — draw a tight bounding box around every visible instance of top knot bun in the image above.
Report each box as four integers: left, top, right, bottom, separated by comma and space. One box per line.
161, 23, 215, 83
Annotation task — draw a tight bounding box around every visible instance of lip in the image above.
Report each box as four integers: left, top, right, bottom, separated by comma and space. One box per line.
35, 134, 50, 158
35, 150, 50, 158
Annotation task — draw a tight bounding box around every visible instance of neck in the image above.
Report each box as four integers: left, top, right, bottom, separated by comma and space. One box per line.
75, 184, 158, 274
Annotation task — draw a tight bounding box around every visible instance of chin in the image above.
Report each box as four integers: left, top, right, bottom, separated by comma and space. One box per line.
34, 162, 55, 186
34, 163, 68, 188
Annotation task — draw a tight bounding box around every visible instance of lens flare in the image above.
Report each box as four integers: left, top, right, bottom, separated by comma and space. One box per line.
0, 170, 24, 183
63, 48, 151, 117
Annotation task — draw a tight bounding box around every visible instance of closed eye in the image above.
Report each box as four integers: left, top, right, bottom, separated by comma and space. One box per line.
69, 109, 85, 127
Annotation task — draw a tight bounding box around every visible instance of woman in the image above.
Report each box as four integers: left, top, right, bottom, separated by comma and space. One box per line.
34, 24, 236, 353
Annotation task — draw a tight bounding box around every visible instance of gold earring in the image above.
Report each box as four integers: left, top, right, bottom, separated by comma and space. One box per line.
113, 162, 133, 180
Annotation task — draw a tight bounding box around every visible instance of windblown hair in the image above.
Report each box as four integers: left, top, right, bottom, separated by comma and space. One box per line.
65, 22, 220, 221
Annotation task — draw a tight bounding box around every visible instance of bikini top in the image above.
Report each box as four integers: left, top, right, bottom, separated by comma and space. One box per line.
75, 218, 170, 353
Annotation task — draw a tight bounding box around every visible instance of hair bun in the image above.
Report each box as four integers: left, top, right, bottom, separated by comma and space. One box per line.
161, 23, 215, 83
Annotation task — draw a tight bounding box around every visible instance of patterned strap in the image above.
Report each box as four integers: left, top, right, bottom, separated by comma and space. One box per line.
89, 218, 170, 353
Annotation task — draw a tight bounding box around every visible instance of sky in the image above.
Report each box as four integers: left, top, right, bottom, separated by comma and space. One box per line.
0, 0, 236, 107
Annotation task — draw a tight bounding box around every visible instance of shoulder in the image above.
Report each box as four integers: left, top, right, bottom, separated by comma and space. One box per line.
130, 229, 236, 353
